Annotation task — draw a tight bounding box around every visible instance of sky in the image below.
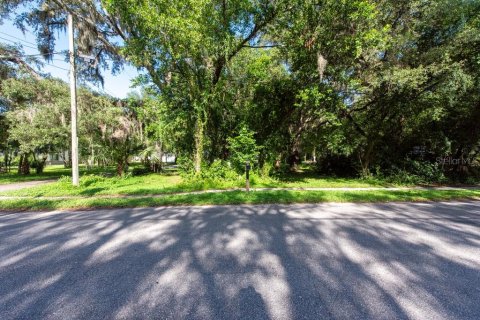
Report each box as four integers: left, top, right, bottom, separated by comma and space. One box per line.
1, 20, 140, 99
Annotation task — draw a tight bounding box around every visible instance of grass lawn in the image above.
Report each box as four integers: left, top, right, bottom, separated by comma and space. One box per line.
1, 189, 479, 211
2, 164, 479, 211
0, 165, 118, 185
0, 165, 71, 184
1, 172, 395, 197
0, 165, 398, 197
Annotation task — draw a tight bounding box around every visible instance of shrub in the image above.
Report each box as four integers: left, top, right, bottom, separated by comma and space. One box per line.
177, 155, 195, 177
31, 159, 46, 174
259, 161, 275, 177
199, 159, 238, 181
179, 159, 244, 190
385, 161, 447, 185
132, 167, 151, 176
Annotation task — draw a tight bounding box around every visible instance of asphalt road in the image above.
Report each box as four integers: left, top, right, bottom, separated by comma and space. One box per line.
1, 202, 479, 320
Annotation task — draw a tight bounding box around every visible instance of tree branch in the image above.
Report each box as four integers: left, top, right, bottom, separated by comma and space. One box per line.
0, 55, 42, 80
212, 10, 278, 85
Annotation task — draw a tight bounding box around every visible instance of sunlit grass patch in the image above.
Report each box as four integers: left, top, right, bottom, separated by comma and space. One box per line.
1, 189, 479, 211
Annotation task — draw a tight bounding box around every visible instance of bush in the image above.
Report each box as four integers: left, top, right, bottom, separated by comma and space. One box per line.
179, 159, 244, 190
385, 160, 447, 185
132, 167, 151, 176
184, 159, 240, 181
199, 160, 237, 180
259, 161, 275, 178
177, 155, 195, 177
31, 159, 46, 174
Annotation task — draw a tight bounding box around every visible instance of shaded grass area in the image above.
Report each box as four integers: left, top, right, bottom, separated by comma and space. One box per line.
0, 165, 118, 185
1, 189, 479, 211
0, 165, 71, 184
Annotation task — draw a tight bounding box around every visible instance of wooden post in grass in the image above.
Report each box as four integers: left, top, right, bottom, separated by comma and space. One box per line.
245, 161, 251, 192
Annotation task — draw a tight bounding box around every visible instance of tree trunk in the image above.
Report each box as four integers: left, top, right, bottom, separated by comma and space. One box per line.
35, 156, 47, 174
88, 140, 95, 170
288, 149, 300, 171
143, 155, 151, 170
18, 154, 30, 175
194, 116, 204, 174
360, 141, 375, 176
64, 149, 72, 168
17, 154, 23, 174
117, 159, 125, 176
155, 141, 163, 172
7, 149, 13, 172
4, 148, 9, 171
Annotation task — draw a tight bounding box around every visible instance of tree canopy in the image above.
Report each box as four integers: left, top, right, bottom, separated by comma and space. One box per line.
1, 0, 479, 180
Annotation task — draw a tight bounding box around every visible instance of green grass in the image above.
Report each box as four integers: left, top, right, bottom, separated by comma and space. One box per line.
0, 165, 70, 184
1, 168, 398, 198
0, 165, 118, 185
258, 172, 394, 188
2, 164, 478, 212
1, 189, 479, 211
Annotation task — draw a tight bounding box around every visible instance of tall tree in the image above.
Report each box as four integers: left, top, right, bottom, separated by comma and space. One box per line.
103, 0, 287, 172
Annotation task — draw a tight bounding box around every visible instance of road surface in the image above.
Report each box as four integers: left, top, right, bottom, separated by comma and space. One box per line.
1, 202, 479, 319
0, 180, 55, 192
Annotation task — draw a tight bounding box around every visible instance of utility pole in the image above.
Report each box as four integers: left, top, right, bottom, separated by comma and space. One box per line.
68, 14, 79, 186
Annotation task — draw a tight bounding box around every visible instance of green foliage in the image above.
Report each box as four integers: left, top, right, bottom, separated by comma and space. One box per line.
2, 0, 480, 183
385, 161, 448, 185
227, 127, 261, 173
131, 167, 152, 176
180, 159, 241, 189
3, 78, 70, 156
177, 155, 195, 177
200, 160, 239, 181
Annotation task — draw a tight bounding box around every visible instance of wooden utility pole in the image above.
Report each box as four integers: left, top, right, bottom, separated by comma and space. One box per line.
68, 14, 79, 186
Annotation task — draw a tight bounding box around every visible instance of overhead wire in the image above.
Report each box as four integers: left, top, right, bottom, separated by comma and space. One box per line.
0, 31, 123, 62
1, 29, 126, 95
0, 52, 66, 58
0, 37, 67, 57
0, 30, 39, 47
0, 35, 40, 50
44, 64, 69, 71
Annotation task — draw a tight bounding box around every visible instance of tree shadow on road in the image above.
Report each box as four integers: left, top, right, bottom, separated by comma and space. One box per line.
0, 201, 479, 319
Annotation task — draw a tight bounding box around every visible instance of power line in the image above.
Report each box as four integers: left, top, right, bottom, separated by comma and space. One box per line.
26, 52, 66, 58
0, 53, 70, 71
0, 31, 38, 47
0, 36, 66, 57
0, 52, 66, 59
0, 35, 125, 64
45, 63, 69, 71
1, 52, 120, 71
0, 35, 39, 50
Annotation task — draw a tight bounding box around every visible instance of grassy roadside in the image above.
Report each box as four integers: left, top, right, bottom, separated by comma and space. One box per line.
1, 172, 398, 197
1, 189, 479, 211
